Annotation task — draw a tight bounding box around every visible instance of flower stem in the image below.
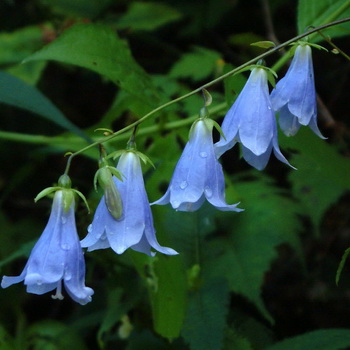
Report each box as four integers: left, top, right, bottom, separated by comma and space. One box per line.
41, 17, 350, 174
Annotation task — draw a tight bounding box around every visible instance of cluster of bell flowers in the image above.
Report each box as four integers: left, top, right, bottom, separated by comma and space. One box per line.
1, 42, 324, 304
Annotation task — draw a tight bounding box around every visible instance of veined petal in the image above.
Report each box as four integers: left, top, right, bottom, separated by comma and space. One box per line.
168, 120, 210, 208
271, 45, 315, 121
278, 105, 301, 136
238, 68, 274, 155
242, 144, 273, 171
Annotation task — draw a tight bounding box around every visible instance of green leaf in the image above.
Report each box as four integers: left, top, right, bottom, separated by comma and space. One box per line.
170, 47, 222, 82
282, 128, 349, 232
26, 321, 87, 350
208, 175, 302, 322
151, 255, 187, 339
336, 247, 350, 285
264, 329, 350, 350
24, 23, 160, 106
0, 240, 35, 269
39, 0, 113, 18
0, 71, 87, 139
130, 251, 187, 340
182, 279, 230, 350
0, 25, 46, 65
97, 288, 127, 347
282, 128, 350, 190
297, 0, 350, 42
116, 2, 182, 31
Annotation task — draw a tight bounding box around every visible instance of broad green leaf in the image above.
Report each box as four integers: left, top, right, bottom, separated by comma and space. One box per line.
151, 254, 187, 339
6, 61, 46, 85
287, 140, 345, 233
117, 2, 182, 31
126, 331, 167, 350
208, 175, 302, 322
297, 0, 350, 42
170, 47, 222, 82
281, 128, 350, 198
0, 71, 87, 139
0, 25, 45, 65
130, 250, 187, 340
182, 279, 230, 350
24, 23, 160, 106
264, 329, 350, 350
39, 0, 113, 18
26, 321, 87, 350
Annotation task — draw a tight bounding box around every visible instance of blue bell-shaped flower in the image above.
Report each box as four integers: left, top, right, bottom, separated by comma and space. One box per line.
1, 185, 94, 305
270, 44, 325, 138
215, 67, 293, 170
152, 118, 242, 212
81, 151, 177, 256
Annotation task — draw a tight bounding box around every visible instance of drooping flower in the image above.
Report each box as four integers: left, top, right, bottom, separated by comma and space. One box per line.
270, 44, 325, 138
81, 150, 177, 256
1, 182, 94, 305
214, 67, 293, 170
152, 117, 242, 212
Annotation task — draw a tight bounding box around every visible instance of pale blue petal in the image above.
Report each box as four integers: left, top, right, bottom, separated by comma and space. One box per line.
242, 144, 272, 171
278, 105, 301, 136
271, 45, 319, 133
308, 114, 327, 139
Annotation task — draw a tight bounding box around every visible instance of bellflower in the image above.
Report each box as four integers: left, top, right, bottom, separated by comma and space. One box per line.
270, 44, 325, 138
214, 67, 292, 170
152, 118, 242, 212
81, 151, 177, 256
1, 187, 94, 305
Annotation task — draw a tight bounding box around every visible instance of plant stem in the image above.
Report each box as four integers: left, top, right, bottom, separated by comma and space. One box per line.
44, 17, 350, 174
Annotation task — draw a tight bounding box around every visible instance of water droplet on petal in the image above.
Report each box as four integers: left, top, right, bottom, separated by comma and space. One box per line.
200, 152, 208, 158
61, 217, 67, 224
36, 279, 42, 285
65, 270, 72, 281
205, 186, 213, 198
172, 200, 180, 208
61, 244, 70, 251
87, 224, 92, 233
180, 181, 188, 189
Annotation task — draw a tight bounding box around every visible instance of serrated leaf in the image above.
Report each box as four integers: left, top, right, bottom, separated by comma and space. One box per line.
116, 2, 182, 31
282, 128, 348, 232
0, 71, 87, 139
24, 23, 160, 106
170, 47, 221, 82
182, 279, 230, 350
264, 329, 350, 350
297, 0, 350, 42
208, 175, 302, 322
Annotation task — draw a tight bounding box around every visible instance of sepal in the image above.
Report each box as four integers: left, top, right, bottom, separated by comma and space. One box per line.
34, 187, 60, 203
71, 189, 90, 214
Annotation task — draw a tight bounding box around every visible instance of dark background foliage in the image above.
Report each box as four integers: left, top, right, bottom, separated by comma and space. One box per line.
1, 0, 350, 349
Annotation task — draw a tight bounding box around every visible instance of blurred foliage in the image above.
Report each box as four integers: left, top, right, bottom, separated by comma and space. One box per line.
0, 0, 350, 349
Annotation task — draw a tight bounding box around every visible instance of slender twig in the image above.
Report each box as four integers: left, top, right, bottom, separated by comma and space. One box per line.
58, 17, 350, 175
